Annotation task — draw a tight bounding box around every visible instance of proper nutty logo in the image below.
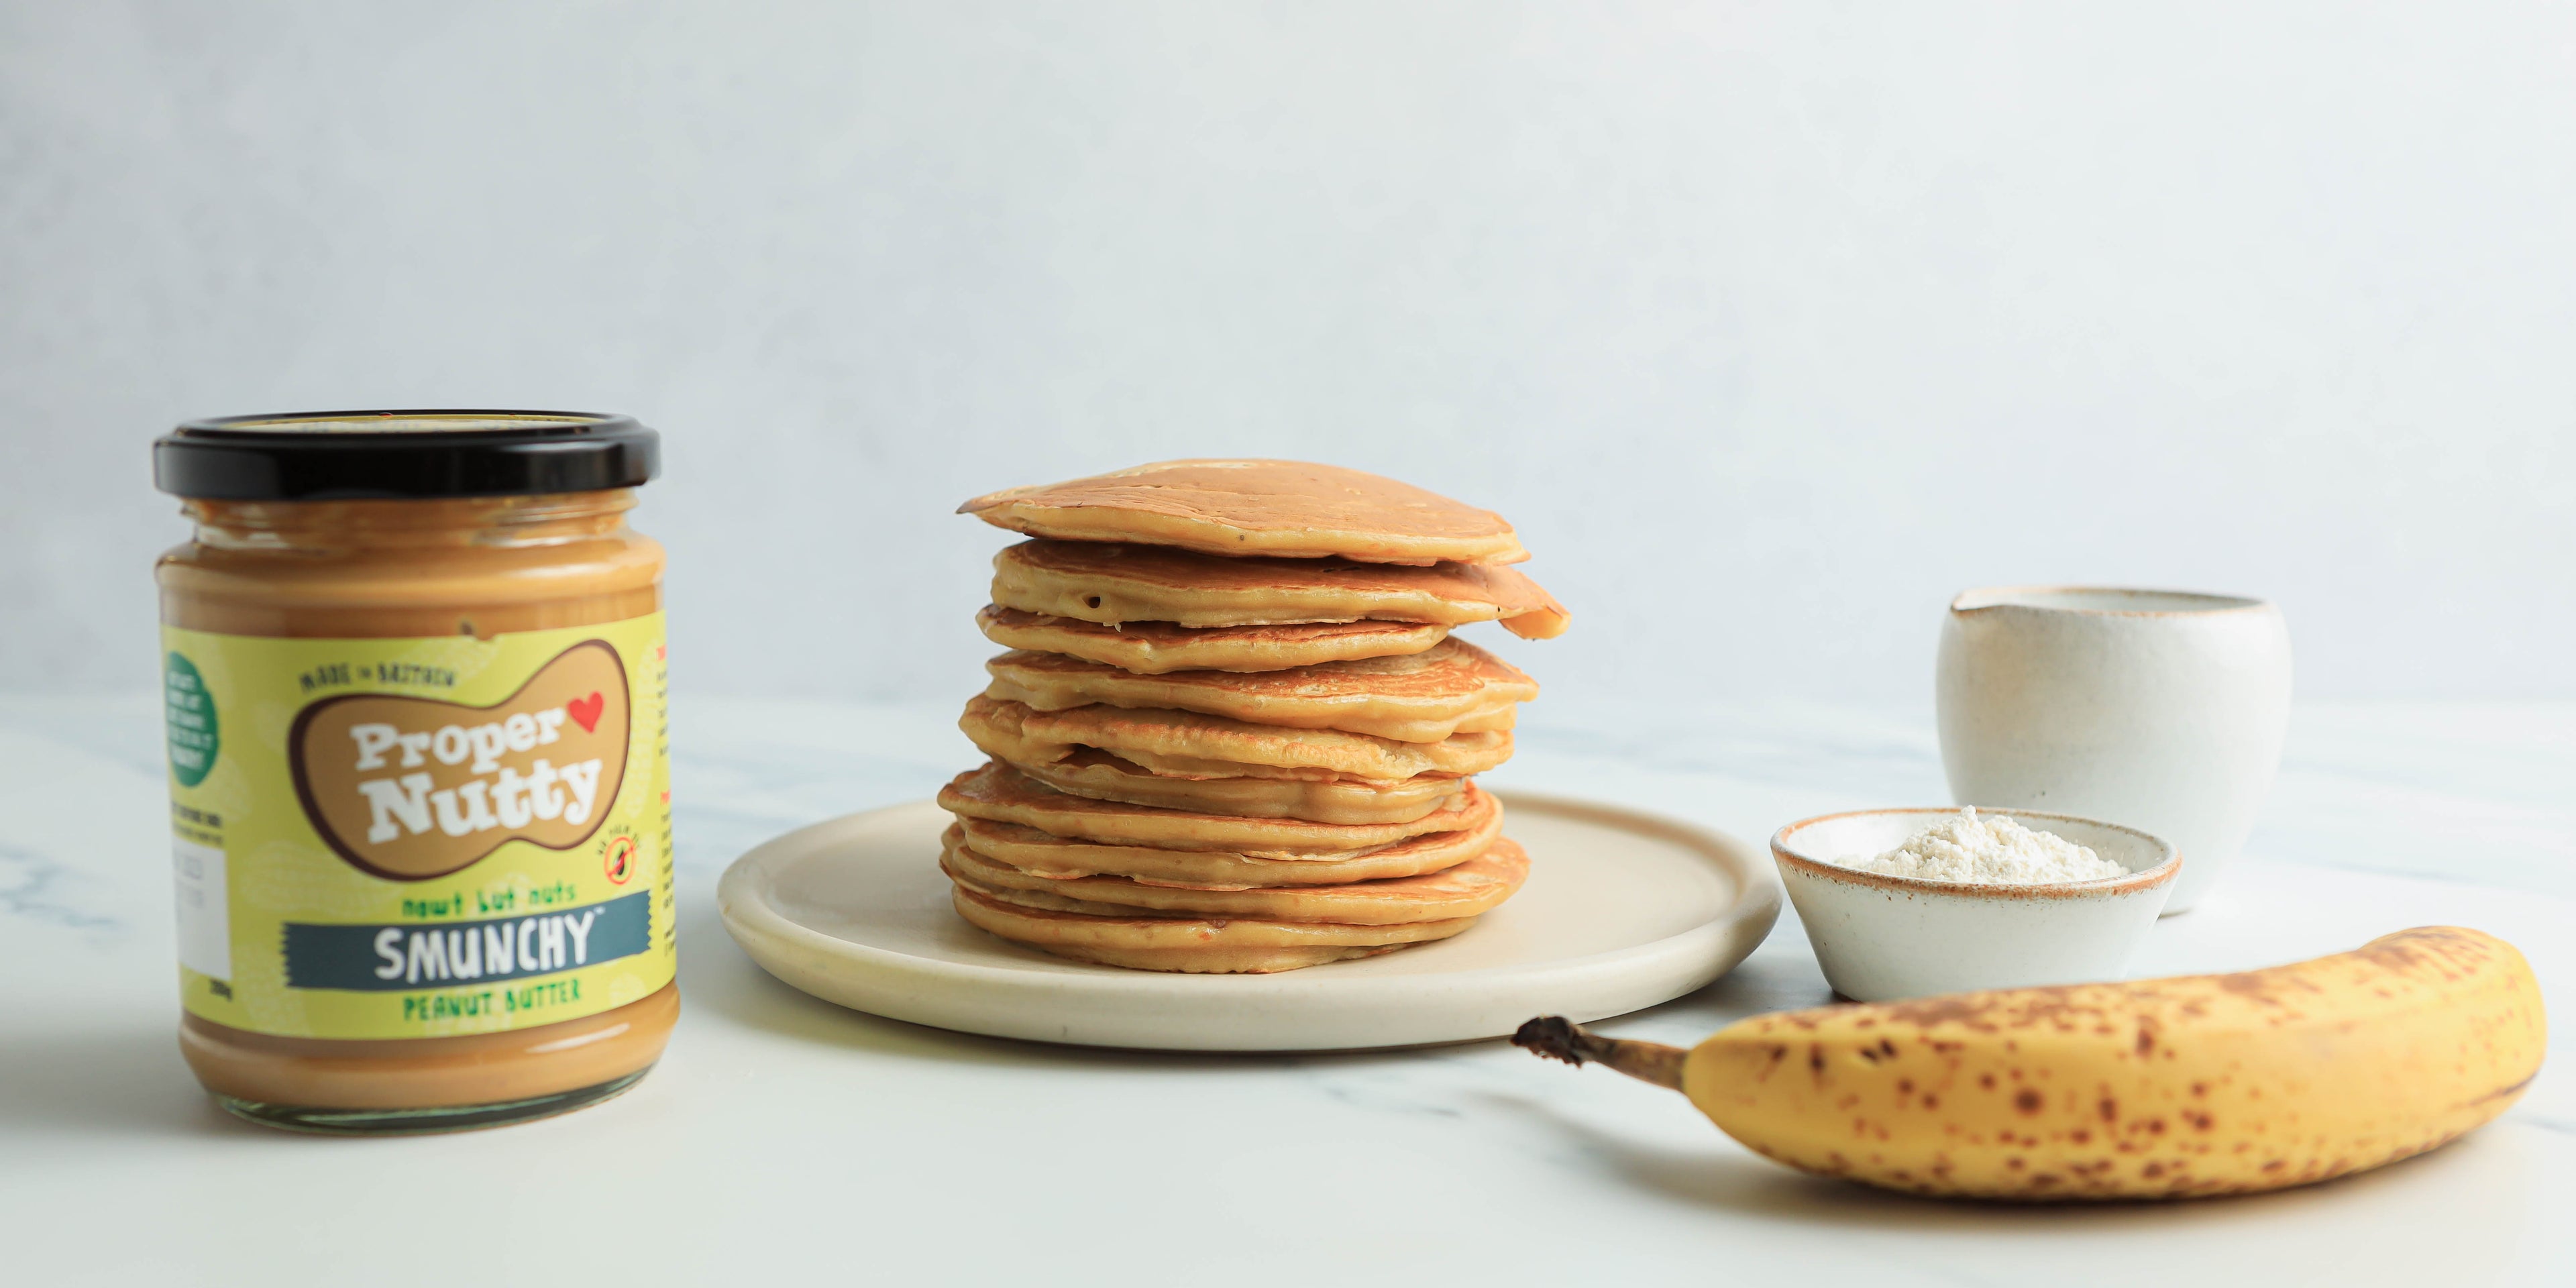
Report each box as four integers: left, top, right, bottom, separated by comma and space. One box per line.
290, 641, 631, 881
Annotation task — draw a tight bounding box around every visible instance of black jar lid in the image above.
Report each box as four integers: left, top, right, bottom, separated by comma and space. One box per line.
153, 410, 660, 500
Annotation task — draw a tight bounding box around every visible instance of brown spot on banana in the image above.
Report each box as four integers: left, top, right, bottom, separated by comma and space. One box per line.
1515, 927, 2546, 1201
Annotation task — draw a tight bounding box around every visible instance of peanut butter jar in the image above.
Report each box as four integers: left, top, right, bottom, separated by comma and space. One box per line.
152, 411, 679, 1134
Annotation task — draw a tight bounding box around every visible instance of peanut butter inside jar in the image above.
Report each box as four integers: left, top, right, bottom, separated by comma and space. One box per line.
153, 412, 679, 1134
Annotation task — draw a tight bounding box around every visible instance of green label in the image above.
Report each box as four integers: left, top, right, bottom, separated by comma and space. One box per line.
162, 616, 676, 1040
164, 651, 219, 787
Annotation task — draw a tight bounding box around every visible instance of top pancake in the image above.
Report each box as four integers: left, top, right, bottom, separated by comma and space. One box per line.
958, 459, 1528, 566
992, 540, 1570, 641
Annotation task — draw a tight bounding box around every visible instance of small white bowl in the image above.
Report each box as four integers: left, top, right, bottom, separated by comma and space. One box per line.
1770, 808, 2180, 1002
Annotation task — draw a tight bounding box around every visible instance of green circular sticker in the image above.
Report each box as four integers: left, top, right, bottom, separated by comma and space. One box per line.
165, 651, 219, 787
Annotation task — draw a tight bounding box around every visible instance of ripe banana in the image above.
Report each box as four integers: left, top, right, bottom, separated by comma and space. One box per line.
1517, 926, 2545, 1200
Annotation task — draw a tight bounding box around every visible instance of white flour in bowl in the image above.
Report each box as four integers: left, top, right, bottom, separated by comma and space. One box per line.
1836, 808, 2126, 884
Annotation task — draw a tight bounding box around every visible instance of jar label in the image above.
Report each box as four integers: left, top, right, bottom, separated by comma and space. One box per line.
162, 616, 676, 1040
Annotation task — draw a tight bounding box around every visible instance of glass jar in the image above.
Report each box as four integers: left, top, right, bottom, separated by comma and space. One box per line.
152, 411, 679, 1134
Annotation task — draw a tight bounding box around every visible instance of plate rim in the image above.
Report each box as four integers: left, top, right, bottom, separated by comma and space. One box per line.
716, 788, 1782, 1044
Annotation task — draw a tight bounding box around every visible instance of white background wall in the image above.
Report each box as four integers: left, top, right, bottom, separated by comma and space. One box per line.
4, 1, 2570, 708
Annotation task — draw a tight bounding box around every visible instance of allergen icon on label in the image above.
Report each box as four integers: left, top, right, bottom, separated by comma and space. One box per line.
602, 834, 638, 885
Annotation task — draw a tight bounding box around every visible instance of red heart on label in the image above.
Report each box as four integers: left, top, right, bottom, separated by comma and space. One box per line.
567, 692, 606, 733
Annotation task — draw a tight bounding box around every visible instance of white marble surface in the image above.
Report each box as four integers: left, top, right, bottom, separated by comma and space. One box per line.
2, 694, 2570, 1286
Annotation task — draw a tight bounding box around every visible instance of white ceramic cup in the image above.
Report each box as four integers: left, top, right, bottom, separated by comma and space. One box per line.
1936, 587, 2292, 914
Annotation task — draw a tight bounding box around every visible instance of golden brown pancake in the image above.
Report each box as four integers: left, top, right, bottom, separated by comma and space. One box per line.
991, 540, 1570, 641
975, 607, 1448, 674
947, 811, 1503, 887
983, 637, 1536, 744
961, 695, 1513, 783
1006, 748, 1462, 824
948, 882, 1477, 973
957, 459, 1529, 566
938, 761, 1496, 854
945, 833, 1528, 924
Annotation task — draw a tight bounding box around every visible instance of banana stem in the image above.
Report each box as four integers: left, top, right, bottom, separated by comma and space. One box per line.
1512, 1016, 1686, 1091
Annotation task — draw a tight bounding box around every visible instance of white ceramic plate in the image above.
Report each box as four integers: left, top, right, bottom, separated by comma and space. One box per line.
716, 790, 1781, 1051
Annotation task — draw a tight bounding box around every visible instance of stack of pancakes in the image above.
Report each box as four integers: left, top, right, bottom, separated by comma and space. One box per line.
936, 460, 1568, 973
